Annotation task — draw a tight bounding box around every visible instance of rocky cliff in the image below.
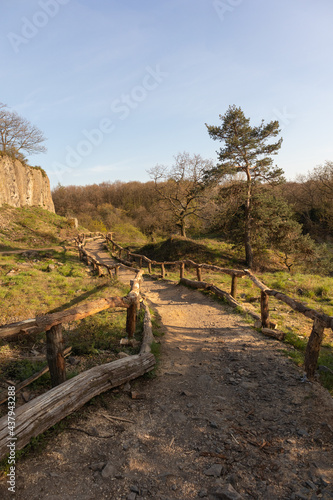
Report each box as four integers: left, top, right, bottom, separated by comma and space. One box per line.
0, 155, 54, 212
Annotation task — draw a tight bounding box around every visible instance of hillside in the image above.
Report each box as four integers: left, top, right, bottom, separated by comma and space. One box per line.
0, 206, 80, 251
138, 237, 245, 268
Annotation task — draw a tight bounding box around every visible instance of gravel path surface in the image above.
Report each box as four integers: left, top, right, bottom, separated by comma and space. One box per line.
1, 239, 332, 500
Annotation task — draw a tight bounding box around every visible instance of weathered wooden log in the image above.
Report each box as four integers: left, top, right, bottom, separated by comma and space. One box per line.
140, 301, 155, 354
196, 267, 202, 282
261, 328, 285, 341
0, 319, 36, 339
97, 264, 104, 277
126, 303, 137, 338
161, 263, 165, 278
260, 291, 269, 328
46, 324, 66, 387
115, 265, 120, 278
208, 285, 240, 308
305, 319, 326, 379
180, 278, 209, 290
0, 353, 155, 460
200, 264, 246, 277
0, 297, 129, 340
125, 273, 142, 338
36, 297, 129, 333
180, 262, 185, 279
148, 262, 152, 274
231, 275, 238, 299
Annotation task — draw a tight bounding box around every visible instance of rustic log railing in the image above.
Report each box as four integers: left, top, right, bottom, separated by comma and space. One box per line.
102, 232, 333, 381
0, 237, 156, 460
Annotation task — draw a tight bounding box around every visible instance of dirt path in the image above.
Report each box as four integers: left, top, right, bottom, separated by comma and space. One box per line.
1, 240, 333, 499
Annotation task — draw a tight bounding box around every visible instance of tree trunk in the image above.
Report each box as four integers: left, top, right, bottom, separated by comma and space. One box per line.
244, 168, 253, 268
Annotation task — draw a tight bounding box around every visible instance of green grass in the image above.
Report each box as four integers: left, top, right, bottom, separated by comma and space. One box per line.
138, 236, 244, 268
66, 309, 128, 356
0, 206, 83, 250
0, 250, 121, 324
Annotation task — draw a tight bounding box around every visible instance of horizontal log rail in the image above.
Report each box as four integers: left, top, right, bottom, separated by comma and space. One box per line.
103, 233, 333, 380
0, 296, 130, 339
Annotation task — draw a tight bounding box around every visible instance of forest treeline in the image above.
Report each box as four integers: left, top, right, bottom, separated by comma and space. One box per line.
52, 159, 333, 273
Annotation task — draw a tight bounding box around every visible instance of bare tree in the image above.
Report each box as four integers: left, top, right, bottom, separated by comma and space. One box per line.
148, 152, 214, 238
0, 102, 47, 158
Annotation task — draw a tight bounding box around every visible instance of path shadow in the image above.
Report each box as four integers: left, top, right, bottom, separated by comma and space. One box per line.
47, 284, 109, 313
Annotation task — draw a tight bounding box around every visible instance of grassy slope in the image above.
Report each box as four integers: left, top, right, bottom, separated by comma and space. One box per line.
0, 206, 80, 250
138, 236, 333, 393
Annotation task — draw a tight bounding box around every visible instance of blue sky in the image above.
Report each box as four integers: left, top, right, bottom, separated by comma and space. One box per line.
1, 0, 333, 187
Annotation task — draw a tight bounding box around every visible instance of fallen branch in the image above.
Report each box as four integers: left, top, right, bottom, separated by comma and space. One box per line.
100, 412, 135, 424
65, 427, 115, 438
261, 328, 285, 341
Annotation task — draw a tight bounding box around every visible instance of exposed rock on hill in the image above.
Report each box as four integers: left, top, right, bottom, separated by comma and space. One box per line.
0, 155, 54, 212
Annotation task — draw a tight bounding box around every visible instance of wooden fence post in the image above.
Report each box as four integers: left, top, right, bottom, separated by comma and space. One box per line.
305, 319, 325, 379
260, 291, 269, 328
161, 264, 165, 278
231, 275, 238, 299
196, 267, 202, 282
148, 262, 152, 274
139, 257, 143, 269
46, 324, 66, 387
127, 250, 131, 260
114, 265, 119, 278
126, 302, 137, 338
180, 262, 185, 279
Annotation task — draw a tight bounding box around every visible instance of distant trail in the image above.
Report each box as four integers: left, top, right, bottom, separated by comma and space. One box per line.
5, 237, 333, 500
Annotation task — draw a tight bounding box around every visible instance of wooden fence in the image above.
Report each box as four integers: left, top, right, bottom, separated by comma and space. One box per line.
0, 237, 155, 459
103, 232, 333, 381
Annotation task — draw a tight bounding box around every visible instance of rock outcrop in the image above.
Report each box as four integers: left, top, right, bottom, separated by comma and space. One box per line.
0, 155, 54, 212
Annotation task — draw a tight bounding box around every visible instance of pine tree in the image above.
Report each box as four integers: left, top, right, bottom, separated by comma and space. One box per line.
206, 105, 283, 268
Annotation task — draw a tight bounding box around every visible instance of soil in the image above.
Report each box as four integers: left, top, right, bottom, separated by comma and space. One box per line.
0, 239, 333, 500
